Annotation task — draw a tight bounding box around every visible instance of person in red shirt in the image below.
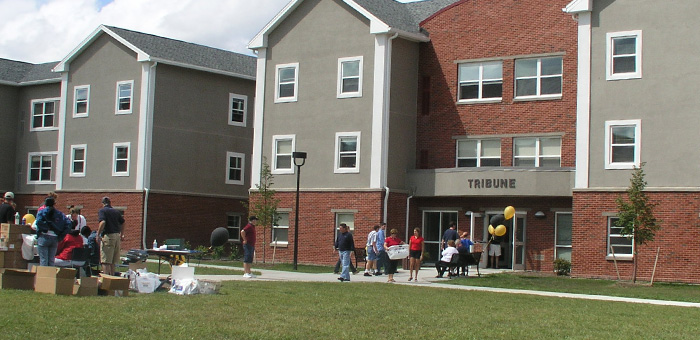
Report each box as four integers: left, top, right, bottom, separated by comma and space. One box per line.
408, 228, 424, 282
241, 216, 257, 278
383, 228, 405, 283
54, 229, 84, 267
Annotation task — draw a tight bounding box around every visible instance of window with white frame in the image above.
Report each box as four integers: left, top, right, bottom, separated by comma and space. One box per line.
456, 139, 501, 167
458, 61, 503, 102
337, 57, 363, 98
555, 212, 572, 261
115, 80, 133, 114
226, 152, 245, 185
334, 212, 355, 239
606, 30, 642, 80
335, 132, 360, 173
513, 137, 561, 167
275, 63, 299, 103
604, 120, 641, 169
272, 212, 289, 244
31, 98, 59, 130
515, 57, 563, 99
227, 214, 242, 241
607, 216, 633, 257
74, 85, 90, 117
272, 135, 295, 174
228, 93, 247, 126
112, 142, 130, 176
27, 152, 56, 184
70, 144, 87, 177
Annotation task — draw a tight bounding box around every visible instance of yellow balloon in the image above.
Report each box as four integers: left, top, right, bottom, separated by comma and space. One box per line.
495, 224, 507, 237
504, 206, 515, 220
488, 225, 495, 235
22, 214, 35, 225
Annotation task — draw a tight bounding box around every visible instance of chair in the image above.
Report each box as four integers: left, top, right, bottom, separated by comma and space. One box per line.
67, 247, 90, 278
86, 246, 101, 277
448, 252, 461, 278
460, 252, 482, 278
353, 248, 367, 269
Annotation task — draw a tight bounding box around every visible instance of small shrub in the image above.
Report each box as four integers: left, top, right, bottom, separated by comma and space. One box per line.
553, 258, 571, 276
212, 245, 225, 260
194, 245, 209, 259
229, 244, 240, 260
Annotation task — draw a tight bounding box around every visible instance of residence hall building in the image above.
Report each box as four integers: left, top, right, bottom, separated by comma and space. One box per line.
1, 25, 256, 250
247, 0, 578, 269
566, 0, 700, 284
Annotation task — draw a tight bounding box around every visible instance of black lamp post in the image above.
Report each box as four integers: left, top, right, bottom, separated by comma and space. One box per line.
292, 151, 307, 270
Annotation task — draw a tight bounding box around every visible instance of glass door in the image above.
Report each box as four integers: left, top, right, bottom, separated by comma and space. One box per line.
512, 214, 526, 270
483, 212, 525, 270
422, 211, 458, 264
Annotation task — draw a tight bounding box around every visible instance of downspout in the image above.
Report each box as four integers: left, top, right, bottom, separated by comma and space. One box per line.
142, 61, 157, 249
404, 193, 413, 241
381, 33, 399, 227
383, 186, 390, 224
142, 187, 150, 248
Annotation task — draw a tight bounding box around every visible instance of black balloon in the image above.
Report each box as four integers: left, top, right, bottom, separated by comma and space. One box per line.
210, 227, 230, 247
490, 214, 505, 227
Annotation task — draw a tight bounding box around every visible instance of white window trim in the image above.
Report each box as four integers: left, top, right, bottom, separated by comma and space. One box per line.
606, 216, 634, 260
554, 212, 572, 260
228, 93, 248, 127
606, 30, 642, 81
604, 119, 641, 169
513, 137, 562, 167
271, 211, 290, 246
334, 131, 361, 173
27, 151, 57, 184
456, 139, 501, 167
73, 85, 90, 118
227, 213, 242, 242
225, 151, 245, 185
274, 62, 299, 103
29, 97, 60, 132
337, 56, 363, 99
514, 57, 563, 100
457, 61, 503, 104
115, 80, 134, 115
112, 142, 131, 177
271, 134, 295, 175
69, 144, 87, 177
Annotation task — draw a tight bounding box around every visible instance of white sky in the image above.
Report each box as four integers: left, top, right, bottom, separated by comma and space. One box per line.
0, 0, 421, 64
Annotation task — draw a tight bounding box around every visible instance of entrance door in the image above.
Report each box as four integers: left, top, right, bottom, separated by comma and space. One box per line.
483, 212, 526, 270
422, 211, 458, 264
512, 214, 526, 270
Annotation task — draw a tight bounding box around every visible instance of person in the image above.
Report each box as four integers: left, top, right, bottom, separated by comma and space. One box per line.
0, 192, 16, 223
34, 196, 72, 266
364, 225, 380, 276
333, 251, 357, 274
54, 229, 84, 267
383, 228, 404, 283
85, 227, 99, 258
241, 216, 257, 278
489, 235, 503, 269
441, 222, 458, 251
435, 239, 459, 278
334, 223, 354, 282
69, 206, 87, 231
80, 225, 91, 245
457, 231, 475, 276
408, 227, 424, 282
97, 197, 125, 276
37, 191, 58, 213
375, 222, 387, 276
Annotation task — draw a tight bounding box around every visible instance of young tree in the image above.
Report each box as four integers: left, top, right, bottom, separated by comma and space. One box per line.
243, 158, 279, 263
615, 163, 661, 283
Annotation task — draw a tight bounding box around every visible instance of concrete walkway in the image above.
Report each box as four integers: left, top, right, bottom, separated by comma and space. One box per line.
182, 262, 700, 309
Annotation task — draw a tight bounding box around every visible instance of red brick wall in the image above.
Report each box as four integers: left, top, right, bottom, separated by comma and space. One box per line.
573, 191, 700, 283
417, 0, 577, 169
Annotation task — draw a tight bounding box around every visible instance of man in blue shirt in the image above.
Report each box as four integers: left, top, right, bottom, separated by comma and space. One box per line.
97, 197, 125, 276
375, 223, 387, 276
441, 222, 458, 251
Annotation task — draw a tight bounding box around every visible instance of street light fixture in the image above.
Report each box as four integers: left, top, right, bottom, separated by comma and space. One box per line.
292, 151, 307, 270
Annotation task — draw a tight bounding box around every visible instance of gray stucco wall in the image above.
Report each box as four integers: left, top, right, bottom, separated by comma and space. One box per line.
262, 0, 376, 189
589, 0, 700, 188
0, 85, 19, 192
150, 64, 255, 197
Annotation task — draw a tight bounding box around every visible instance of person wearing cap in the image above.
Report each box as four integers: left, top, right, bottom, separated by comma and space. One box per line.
35, 196, 72, 266
36, 191, 58, 213
0, 192, 16, 223
241, 216, 257, 278
97, 197, 125, 276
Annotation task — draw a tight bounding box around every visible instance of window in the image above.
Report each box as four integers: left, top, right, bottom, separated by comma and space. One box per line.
228, 93, 247, 126
607, 30, 642, 80
337, 57, 363, 98
115, 80, 133, 114
31, 98, 59, 130
513, 137, 561, 167
334, 212, 355, 239
555, 212, 572, 261
272, 212, 289, 244
604, 120, 641, 169
275, 63, 299, 103
27, 152, 56, 184
226, 152, 245, 185
334, 132, 360, 173
515, 57, 563, 99
272, 135, 295, 174
112, 142, 130, 176
74, 85, 90, 117
458, 61, 502, 102
607, 217, 633, 257
227, 214, 242, 241
70, 144, 87, 177
456, 139, 501, 167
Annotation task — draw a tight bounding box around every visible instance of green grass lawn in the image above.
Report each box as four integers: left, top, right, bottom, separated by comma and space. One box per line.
1, 281, 699, 339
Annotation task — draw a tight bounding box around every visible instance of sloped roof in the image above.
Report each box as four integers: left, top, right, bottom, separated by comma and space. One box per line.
0, 58, 60, 86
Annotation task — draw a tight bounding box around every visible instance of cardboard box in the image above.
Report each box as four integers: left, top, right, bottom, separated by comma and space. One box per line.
0, 250, 28, 269
1, 224, 33, 235
34, 266, 76, 295
0, 269, 35, 290
99, 274, 130, 297
73, 277, 98, 296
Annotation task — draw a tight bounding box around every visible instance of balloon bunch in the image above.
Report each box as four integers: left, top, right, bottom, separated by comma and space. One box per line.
23, 213, 35, 225
488, 206, 515, 238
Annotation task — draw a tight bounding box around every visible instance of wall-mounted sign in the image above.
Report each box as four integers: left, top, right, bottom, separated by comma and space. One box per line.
468, 178, 516, 189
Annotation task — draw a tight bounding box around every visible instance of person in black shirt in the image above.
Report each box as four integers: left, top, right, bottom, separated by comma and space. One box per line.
334, 223, 355, 282
0, 192, 16, 223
